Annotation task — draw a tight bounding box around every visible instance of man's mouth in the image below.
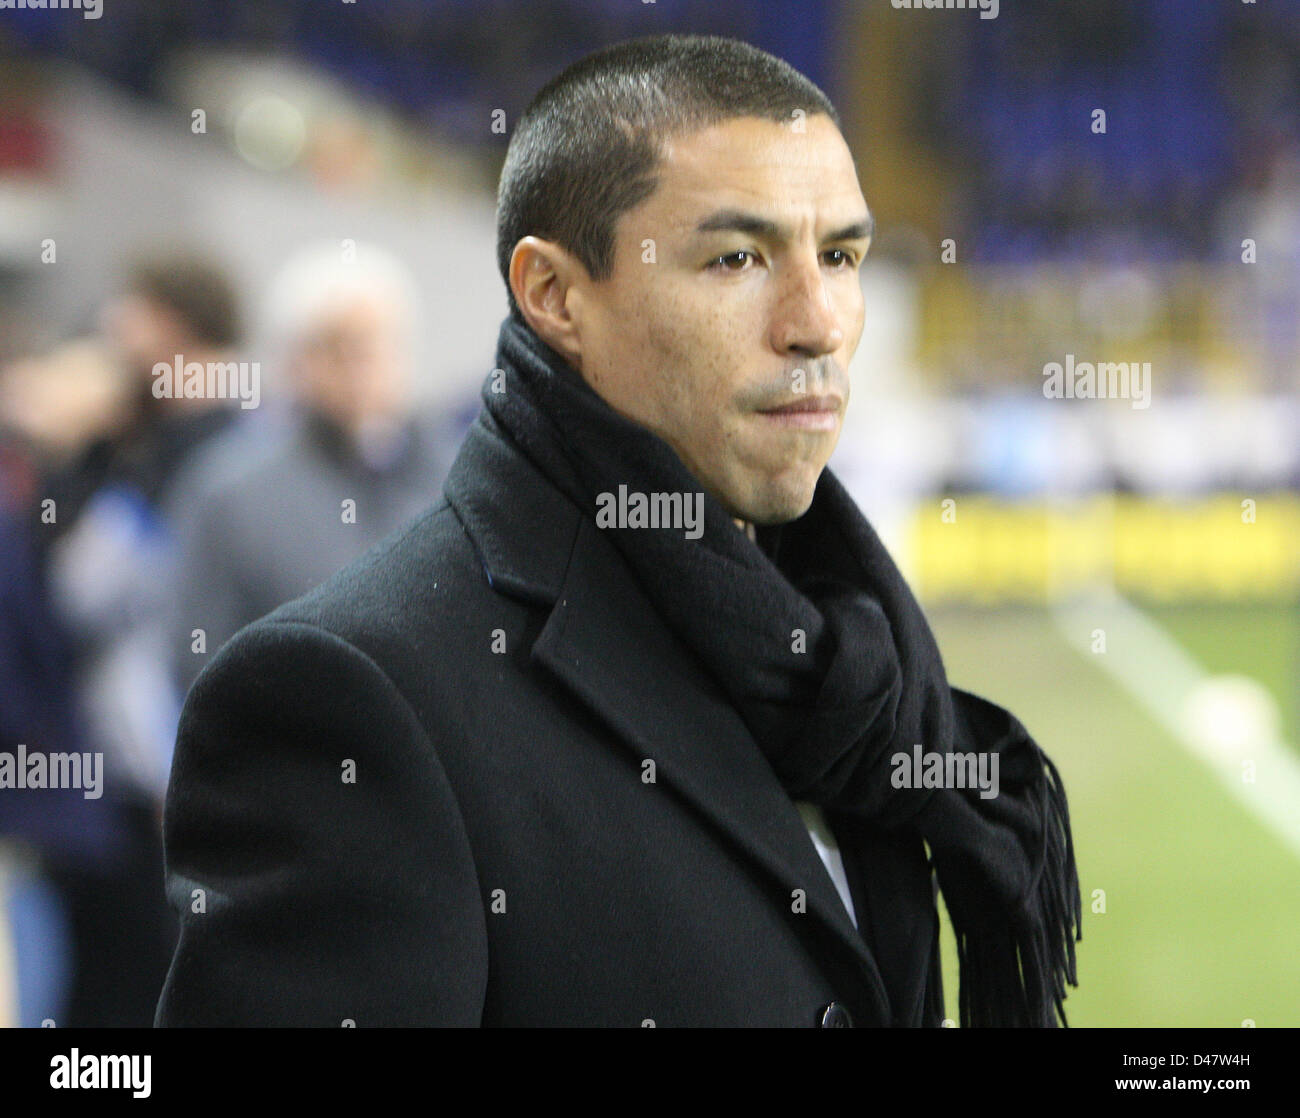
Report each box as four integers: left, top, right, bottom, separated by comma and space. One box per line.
755, 394, 843, 432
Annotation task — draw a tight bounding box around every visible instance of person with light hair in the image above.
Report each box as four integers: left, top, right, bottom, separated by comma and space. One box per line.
259, 240, 421, 456
166, 240, 460, 693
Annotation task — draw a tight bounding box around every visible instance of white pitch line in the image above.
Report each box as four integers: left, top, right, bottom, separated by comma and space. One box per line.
1053, 587, 1300, 862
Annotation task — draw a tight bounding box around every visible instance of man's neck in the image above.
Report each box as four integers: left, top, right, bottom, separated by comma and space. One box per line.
734, 518, 756, 542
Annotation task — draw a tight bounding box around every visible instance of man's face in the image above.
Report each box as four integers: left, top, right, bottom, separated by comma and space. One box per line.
570, 114, 869, 525
101, 294, 192, 381
291, 295, 411, 438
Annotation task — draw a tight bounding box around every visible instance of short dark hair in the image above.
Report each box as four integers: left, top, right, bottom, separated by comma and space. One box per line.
496, 34, 844, 318
127, 250, 242, 349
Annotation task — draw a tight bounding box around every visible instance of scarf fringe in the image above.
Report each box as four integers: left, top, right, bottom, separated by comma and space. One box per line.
950, 748, 1082, 1027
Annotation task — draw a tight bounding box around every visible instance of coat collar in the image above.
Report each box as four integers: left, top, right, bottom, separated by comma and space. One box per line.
443, 410, 576, 605
445, 411, 894, 1022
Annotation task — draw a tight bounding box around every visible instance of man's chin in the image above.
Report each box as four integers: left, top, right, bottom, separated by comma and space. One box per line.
730, 477, 820, 527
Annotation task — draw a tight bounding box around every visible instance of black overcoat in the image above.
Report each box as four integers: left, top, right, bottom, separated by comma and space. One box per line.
155, 411, 948, 1027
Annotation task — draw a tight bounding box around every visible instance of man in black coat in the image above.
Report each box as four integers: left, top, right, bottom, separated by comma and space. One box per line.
157, 34, 1079, 1028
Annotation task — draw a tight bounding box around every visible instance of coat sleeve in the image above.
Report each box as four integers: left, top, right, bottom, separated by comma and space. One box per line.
154, 618, 488, 1026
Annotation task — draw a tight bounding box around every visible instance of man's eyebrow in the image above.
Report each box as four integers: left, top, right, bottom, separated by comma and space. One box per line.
693, 209, 874, 244
827, 214, 875, 243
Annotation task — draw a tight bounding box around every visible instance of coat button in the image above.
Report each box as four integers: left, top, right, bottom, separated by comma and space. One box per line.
819, 1002, 853, 1028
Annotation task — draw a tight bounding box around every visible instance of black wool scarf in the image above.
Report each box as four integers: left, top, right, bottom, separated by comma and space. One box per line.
484, 313, 1081, 1027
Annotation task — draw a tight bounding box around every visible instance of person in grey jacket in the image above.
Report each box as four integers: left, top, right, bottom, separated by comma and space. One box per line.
166, 242, 464, 694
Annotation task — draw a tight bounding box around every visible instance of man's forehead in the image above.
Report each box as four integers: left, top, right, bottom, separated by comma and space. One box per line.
650, 116, 865, 229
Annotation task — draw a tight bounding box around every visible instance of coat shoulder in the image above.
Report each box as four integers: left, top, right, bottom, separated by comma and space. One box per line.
254, 497, 506, 660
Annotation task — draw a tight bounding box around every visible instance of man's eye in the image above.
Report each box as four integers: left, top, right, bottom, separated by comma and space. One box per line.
708, 250, 757, 272
822, 248, 856, 268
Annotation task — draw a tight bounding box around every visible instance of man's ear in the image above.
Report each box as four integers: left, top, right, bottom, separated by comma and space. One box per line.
508, 237, 588, 368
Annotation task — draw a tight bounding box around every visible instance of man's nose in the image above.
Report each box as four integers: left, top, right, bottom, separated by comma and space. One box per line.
768, 260, 845, 359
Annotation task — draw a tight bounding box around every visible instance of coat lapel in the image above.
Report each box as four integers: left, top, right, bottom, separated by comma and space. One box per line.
446, 413, 893, 1020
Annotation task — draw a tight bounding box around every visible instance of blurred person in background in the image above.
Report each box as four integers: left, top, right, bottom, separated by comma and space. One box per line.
0, 499, 111, 1028
166, 241, 458, 694
0, 354, 122, 1025
4, 251, 246, 1026
46, 252, 246, 801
